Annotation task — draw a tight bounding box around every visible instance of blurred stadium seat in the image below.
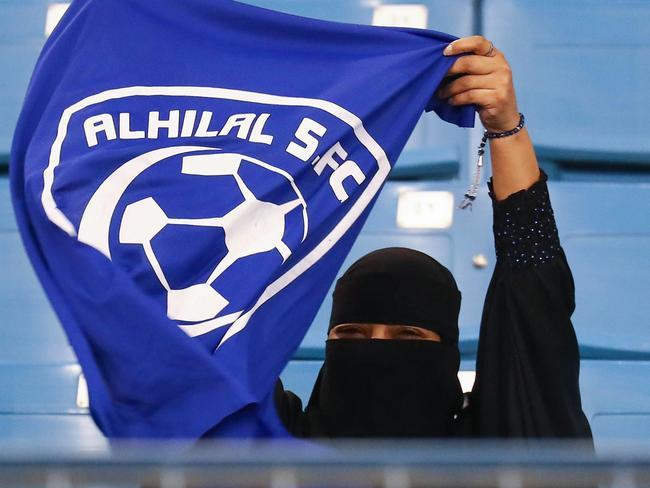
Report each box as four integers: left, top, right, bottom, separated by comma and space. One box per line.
581, 360, 650, 454
0, 0, 648, 454
482, 0, 650, 181
0, 178, 73, 365
0, 0, 60, 165
554, 182, 650, 451
0, 175, 104, 448
551, 184, 650, 356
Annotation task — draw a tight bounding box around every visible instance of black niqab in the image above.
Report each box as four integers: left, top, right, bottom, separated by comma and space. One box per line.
306, 339, 462, 438
328, 247, 460, 342
305, 247, 464, 438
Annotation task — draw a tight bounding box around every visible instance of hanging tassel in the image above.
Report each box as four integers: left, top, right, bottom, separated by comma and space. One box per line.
459, 114, 525, 210
459, 132, 487, 210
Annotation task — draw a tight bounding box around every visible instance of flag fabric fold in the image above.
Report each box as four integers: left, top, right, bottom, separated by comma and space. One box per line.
11, 0, 474, 438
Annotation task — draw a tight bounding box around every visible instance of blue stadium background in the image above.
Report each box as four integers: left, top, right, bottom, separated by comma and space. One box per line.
0, 0, 648, 453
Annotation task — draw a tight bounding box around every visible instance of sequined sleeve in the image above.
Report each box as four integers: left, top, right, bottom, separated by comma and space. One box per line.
466, 171, 593, 439
490, 171, 560, 269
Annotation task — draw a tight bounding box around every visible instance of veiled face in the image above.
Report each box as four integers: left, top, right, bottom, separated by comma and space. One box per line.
328, 323, 441, 342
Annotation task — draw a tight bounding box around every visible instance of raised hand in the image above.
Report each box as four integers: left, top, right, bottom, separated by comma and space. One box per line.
437, 35, 520, 134
438, 35, 540, 200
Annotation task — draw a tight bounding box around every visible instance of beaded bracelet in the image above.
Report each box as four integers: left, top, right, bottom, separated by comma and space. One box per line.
459, 112, 526, 210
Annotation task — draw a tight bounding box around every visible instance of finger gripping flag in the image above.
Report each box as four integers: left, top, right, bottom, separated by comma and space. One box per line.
11, 0, 474, 438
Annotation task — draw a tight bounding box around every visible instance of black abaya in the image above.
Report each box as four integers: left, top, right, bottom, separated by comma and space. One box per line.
275, 173, 592, 439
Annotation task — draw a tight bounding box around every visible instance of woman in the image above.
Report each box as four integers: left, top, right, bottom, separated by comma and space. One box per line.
275, 36, 593, 439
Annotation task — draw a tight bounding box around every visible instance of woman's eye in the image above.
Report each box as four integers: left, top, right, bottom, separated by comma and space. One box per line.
398, 328, 422, 339
336, 327, 366, 338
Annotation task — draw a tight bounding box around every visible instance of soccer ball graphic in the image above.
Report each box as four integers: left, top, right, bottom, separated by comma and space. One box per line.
117, 151, 308, 334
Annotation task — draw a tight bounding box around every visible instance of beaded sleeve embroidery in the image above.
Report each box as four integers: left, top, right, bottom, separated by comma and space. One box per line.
489, 171, 560, 269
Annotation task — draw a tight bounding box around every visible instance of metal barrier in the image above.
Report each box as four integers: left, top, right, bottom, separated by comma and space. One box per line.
1, 440, 649, 487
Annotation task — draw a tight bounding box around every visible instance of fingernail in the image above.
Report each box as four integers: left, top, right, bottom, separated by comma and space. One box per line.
443, 43, 453, 56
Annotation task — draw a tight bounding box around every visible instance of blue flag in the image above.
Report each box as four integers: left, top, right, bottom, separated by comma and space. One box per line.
11, 0, 474, 438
